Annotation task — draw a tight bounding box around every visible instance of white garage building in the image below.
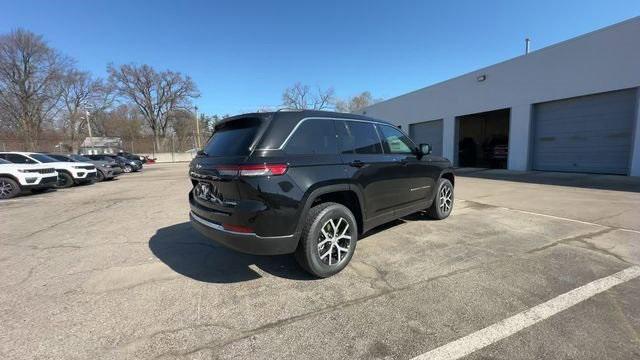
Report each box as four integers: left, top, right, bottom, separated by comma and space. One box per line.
358, 17, 640, 176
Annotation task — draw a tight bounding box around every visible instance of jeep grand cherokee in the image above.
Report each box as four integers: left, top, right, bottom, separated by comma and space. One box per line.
189, 110, 454, 277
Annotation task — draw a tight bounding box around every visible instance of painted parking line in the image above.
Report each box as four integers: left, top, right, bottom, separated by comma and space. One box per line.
458, 199, 640, 234
411, 265, 640, 360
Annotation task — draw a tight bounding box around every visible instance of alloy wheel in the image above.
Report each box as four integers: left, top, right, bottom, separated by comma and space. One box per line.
317, 217, 352, 266
439, 184, 453, 214
0, 180, 13, 198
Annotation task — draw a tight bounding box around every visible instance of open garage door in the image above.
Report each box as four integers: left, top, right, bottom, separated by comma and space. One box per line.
409, 120, 443, 156
457, 109, 510, 168
532, 89, 637, 175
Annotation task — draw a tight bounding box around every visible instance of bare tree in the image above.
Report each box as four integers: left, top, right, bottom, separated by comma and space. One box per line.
107, 63, 199, 150
334, 91, 379, 113
92, 104, 143, 140
59, 70, 112, 151
281, 82, 335, 110
0, 29, 70, 150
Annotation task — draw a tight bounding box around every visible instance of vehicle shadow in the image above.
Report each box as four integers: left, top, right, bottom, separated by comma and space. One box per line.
359, 210, 434, 240
18, 188, 57, 198
148, 222, 315, 283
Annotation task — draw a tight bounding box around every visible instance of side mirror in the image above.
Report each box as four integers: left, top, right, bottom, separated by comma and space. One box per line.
419, 143, 432, 155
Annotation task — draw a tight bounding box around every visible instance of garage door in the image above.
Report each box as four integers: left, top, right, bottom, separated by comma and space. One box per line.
409, 120, 443, 156
532, 89, 637, 175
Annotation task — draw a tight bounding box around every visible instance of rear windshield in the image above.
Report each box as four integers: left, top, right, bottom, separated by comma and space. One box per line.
203, 117, 262, 156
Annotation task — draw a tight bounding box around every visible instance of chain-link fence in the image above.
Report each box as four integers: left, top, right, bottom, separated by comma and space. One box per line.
1, 134, 206, 163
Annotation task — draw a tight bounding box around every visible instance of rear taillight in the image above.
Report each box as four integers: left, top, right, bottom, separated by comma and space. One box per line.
216, 164, 288, 177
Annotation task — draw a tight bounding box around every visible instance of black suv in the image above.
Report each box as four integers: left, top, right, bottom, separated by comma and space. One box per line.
189, 110, 454, 277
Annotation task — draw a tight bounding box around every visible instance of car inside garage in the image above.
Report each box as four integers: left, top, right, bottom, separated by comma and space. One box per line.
532, 88, 637, 175
409, 120, 443, 156
456, 108, 510, 169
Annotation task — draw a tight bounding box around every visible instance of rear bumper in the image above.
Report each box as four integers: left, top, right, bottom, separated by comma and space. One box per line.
189, 211, 298, 255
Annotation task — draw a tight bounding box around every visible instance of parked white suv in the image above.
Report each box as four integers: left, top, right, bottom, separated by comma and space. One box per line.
0, 152, 97, 188
0, 158, 58, 199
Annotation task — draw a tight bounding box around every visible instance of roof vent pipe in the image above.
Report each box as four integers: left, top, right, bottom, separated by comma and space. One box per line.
525, 38, 531, 54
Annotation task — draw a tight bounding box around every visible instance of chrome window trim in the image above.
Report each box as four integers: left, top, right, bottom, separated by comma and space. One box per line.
255, 116, 393, 151
372, 124, 386, 154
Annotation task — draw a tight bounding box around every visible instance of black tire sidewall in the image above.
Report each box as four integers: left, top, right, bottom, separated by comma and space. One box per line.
56, 172, 74, 188
97, 170, 105, 182
300, 204, 358, 278
0, 177, 20, 199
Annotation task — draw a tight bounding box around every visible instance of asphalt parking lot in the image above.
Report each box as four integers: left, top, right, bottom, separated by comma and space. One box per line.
2, 164, 640, 360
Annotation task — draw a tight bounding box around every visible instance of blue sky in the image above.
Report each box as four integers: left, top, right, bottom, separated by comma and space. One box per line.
1, 0, 638, 115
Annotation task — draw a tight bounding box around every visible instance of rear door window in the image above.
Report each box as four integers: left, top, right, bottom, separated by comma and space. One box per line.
204, 118, 262, 156
285, 120, 337, 155
337, 121, 383, 154
48, 154, 72, 162
29, 154, 57, 163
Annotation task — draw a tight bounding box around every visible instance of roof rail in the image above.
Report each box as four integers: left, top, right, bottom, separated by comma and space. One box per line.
275, 108, 304, 112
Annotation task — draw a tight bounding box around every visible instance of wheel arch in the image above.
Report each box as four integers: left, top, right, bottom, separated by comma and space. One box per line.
440, 170, 455, 187
56, 168, 73, 176
0, 174, 21, 184
294, 184, 365, 238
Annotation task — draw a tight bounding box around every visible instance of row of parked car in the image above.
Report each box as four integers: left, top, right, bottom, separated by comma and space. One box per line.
0, 151, 146, 199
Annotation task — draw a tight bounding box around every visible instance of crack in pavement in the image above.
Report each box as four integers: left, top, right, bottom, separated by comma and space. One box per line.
349, 259, 394, 291
526, 228, 633, 264
527, 228, 616, 254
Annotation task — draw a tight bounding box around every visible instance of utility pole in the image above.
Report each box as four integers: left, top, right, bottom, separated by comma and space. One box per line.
194, 105, 201, 149
85, 110, 95, 154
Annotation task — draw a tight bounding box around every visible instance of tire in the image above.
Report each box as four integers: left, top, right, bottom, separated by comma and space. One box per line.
96, 170, 105, 182
427, 178, 454, 220
55, 172, 74, 188
30, 188, 49, 194
124, 165, 133, 173
0, 177, 21, 199
295, 202, 358, 278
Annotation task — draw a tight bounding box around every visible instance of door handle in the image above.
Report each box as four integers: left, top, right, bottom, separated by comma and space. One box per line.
349, 160, 365, 168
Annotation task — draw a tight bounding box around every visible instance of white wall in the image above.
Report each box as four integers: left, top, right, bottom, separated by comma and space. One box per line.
360, 17, 640, 174
630, 89, 640, 176
142, 152, 195, 163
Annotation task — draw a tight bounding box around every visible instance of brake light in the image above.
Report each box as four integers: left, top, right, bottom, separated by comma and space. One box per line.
215, 164, 288, 177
